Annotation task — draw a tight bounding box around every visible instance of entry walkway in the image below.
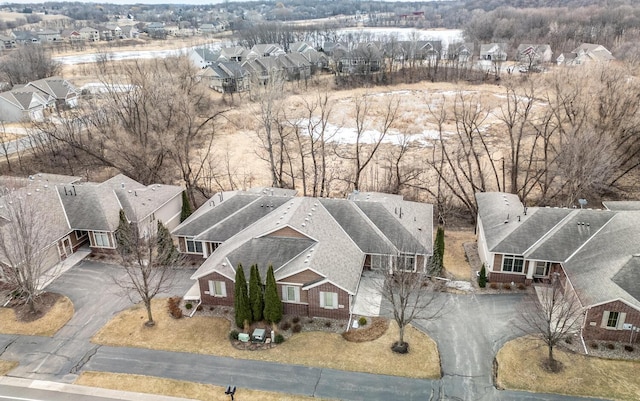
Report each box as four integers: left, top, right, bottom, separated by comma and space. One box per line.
351, 271, 384, 317
38, 246, 91, 291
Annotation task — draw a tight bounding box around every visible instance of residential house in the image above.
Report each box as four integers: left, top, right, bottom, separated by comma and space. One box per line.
24, 77, 79, 109
276, 53, 312, 81
189, 48, 220, 69
0, 173, 183, 277
480, 43, 508, 61
200, 62, 250, 93
11, 30, 40, 44
556, 43, 615, 66
164, 25, 180, 37
145, 22, 165, 36
198, 24, 217, 35
174, 189, 433, 319
476, 192, 640, 343
36, 29, 61, 42
60, 29, 82, 43
447, 42, 474, 65
250, 43, 285, 58
219, 46, 250, 63
120, 26, 139, 39
336, 43, 383, 75
242, 56, 281, 85
516, 44, 552, 71
290, 42, 328, 71
0, 35, 16, 49
0, 89, 50, 122
56, 174, 183, 252
79, 27, 99, 42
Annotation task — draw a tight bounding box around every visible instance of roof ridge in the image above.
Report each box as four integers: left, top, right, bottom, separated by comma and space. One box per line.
522, 208, 579, 257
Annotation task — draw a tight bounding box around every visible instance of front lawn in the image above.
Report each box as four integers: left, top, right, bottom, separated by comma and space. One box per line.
497, 336, 640, 401
0, 293, 74, 336
92, 299, 440, 379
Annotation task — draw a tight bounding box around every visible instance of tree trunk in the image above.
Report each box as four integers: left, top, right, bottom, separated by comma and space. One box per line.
145, 300, 155, 327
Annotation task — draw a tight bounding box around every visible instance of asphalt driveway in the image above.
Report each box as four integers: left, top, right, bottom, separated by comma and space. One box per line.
0, 260, 195, 383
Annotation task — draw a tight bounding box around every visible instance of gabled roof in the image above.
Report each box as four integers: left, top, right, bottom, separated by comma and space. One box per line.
192, 48, 219, 63
25, 77, 78, 101
187, 190, 433, 294
0, 89, 49, 111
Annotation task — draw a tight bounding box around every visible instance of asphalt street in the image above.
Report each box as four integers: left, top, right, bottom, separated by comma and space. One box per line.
0, 261, 609, 401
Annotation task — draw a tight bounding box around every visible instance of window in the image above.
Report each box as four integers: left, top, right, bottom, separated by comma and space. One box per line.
208, 280, 226, 297
601, 310, 626, 330
94, 232, 110, 248
186, 239, 203, 254
320, 291, 338, 309
534, 261, 550, 276
397, 254, 416, 272
607, 311, 619, 328
282, 285, 300, 303
502, 255, 524, 273
75, 230, 88, 241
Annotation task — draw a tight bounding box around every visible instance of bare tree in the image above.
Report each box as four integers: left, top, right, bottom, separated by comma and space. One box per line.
336, 94, 400, 191
377, 254, 444, 353
0, 187, 55, 314
0, 45, 60, 87
518, 276, 584, 372
114, 213, 181, 327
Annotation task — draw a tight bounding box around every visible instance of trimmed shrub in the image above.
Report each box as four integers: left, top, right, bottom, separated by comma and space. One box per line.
292, 324, 302, 333
234, 264, 252, 328
624, 345, 634, 352
167, 297, 182, 319
280, 320, 291, 331
502, 283, 511, 290
590, 342, 599, 349
307, 318, 314, 324
196, 305, 203, 311
358, 316, 367, 326
489, 282, 499, 289
606, 343, 615, 350
517, 283, 526, 290
185, 302, 193, 310
478, 264, 487, 288
324, 321, 332, 328
249, 264, 263, 322
229, 330, 239, 340
292, 316, 300, 324
263, 265, 283, 323
274, 333, 285, 344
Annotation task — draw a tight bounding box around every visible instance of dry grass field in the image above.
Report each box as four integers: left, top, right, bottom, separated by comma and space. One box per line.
76, 371, 334, 401
443, 230, 475, 280
0, 294, 74, 337
92, 299, 441, 379
497, 337, 640, 401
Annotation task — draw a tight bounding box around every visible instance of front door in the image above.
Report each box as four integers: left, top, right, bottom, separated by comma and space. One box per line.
58, 236, 73, 260
535, 261, 550, 277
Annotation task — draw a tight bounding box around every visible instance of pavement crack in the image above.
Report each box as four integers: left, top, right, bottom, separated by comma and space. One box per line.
70, 345, 100, 374
0, 337, 17, 357
312, 368, 322, 397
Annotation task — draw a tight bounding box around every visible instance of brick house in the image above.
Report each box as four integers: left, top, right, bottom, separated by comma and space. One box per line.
174, 189, 433, 319
476, 192, 640, 343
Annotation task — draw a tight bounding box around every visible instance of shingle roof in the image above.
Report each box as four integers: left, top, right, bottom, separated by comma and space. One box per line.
57, 184, 120, 231
26, 77, 78, 101
602, 201, 640, 211
229, 237, 315, 283
355, 201, 427, 253
173, 193, 260, 236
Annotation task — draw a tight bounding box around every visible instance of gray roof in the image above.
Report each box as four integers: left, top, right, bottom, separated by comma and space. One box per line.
0, 90, 48, 110
492, 208, 573, 255
612, 257, 640, 304
57, 184, 120, 231
197, 195, 291, 242
319, 198, 393, 254
26, 77, 78, 101
355, 201, 427, 253
228, 237, 316, 283
189, 190, 433, 294
173, 194, 260, 237
602, 201, 640, 211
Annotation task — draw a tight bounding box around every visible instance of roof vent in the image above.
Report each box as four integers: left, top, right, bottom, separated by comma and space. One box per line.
301, 223, 306, 227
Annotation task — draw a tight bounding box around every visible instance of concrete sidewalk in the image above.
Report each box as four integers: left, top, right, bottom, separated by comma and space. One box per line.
38, 247, 91, 291
0, 377, 197, 401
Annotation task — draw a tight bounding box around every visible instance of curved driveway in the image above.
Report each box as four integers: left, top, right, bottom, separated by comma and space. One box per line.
0, 261, 603, 400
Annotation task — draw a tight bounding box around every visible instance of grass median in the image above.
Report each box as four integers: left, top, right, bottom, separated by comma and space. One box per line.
0, 293, 74, 337
76, 371, 331, 401
92, 299, 440, 379
497, 336, 640, 401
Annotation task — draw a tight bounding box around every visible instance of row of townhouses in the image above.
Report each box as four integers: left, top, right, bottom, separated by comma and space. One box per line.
0, 77, 78, 123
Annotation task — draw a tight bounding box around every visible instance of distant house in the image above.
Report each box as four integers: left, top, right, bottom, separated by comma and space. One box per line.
174, 189, 433, 319
24, 77, 79, 109
79, 27, 99, 42
164, 25, 180, 37
276, 53, 312, 81
0, 89, 50, 122
557, 43, 615, 66
290, 42, 328, 71
0, 34, 16, 49
516, 44, 552, 71
242, 56, 281, 85
480, 43, 508, 61
121, 26, 139, 39
11, 30, 40, 44
476, 192, 640, 343
447, 42, 474, 64
200, 62, 250, 94
250, 43, 285, 58
336, 43, 383, 75
219, 46, 250, 63
189, 48, 220, 69
36, 29, 61, 42
61, 29, 82, 43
